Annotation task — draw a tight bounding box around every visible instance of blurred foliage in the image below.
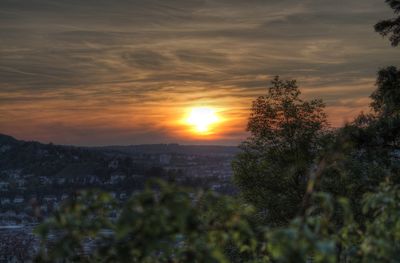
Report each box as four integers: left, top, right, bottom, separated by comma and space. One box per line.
35, 181, 261, 262
360, 182, 400, 262
35, 178, 400, 262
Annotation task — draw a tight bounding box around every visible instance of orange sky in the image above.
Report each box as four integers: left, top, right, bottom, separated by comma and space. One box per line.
0, 77, 376, 145
0, 0, 398, 145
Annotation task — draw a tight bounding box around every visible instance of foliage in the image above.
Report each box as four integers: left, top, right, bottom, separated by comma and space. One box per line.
361, 182, 400, 262
324, 66, 400, 219
36, 176, 400, 263
371, 66, 400, 117
375, 0, 400, 46
265, 179, 400, 263
266, 193, 346, 263
233, 76, 327, 225
35, 181, 259, 262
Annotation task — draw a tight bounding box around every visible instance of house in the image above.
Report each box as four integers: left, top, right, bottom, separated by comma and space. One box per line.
57, 177, 66, 184
1, 198, 10, 205
40, 205, 48, 213
0, 181, 9, 190
109, 174, 125, 184
13, 197, 24, 204
16, 179, 26, 188
39, 176, 52, 185
159, 154, 172, 165
108, 158, 119, 169
43, 196, 57, 203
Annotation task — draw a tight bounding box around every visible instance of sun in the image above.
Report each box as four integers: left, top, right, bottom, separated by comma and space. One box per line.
186, 107, 220, 134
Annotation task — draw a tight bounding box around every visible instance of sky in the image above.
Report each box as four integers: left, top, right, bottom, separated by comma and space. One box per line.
0, 0, 399, 146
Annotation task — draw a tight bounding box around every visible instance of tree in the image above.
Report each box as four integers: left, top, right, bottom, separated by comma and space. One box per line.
35, 181, 260, 262
318, 67, 400, 223
360, 182, 400, 262
368, 66, 400, 156
37, 176, 400, 262
371, 66, 400, 117
233, 76, 328, 225
375, 0, 400, 46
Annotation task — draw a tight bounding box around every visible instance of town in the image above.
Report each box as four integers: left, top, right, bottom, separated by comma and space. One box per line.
0, 134, 238, 260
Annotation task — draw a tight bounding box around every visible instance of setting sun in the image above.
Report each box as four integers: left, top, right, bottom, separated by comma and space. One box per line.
186, 107, 220, 134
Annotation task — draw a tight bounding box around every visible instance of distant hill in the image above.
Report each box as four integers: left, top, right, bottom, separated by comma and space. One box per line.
0, 133, 20, 148
0, 134, 103, 176
0, 134, 239, 174
0, 133, 239, 185
0, 134, 239, 156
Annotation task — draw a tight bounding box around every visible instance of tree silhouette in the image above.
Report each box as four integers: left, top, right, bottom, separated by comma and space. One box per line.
375, 0, 400, 46
233, 76, 327, 225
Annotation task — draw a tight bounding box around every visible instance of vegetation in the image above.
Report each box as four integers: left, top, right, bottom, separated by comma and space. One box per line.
375, 0, 400, 46
35, 181, 258, 262
35, 1, 400, 262
233, 76, 327, 225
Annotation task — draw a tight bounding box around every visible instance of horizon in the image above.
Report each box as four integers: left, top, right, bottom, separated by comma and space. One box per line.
1, 0, 399, 146
0, 132, 240, 147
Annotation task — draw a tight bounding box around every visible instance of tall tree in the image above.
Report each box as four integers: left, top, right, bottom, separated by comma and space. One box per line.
233, 76, 327, 225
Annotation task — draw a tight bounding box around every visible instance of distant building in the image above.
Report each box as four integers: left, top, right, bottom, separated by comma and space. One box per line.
108, 158, 119, 169
1, 198, 10, 205
43, 196, 57, 203
109, 174, 125, 184
13, 197, 24, 204
57, 178, 66, 184
0, 181, 9, 190
16, 179, 26, 188
39, 176, 51, 185
0, 145, 11, 153
159, 154, 172, 165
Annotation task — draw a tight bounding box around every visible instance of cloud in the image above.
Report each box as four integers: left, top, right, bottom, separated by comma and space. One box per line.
175, 49, 229, 66
0, 0, 399, 145
122, 50, 171, 69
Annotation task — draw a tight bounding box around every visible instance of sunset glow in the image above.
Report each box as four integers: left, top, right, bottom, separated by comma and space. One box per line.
186, 107, 220, 135
0, 0, 398, 146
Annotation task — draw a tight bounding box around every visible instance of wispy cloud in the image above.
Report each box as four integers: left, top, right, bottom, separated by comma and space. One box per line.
0, 0, 398, 145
